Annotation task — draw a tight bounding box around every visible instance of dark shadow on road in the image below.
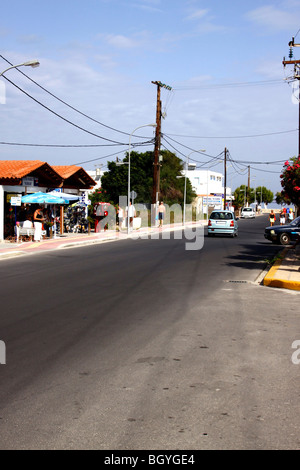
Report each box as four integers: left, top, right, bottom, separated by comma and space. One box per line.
222, 240, 284, 271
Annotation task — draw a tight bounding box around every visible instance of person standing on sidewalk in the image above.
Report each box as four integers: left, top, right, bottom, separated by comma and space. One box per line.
126, 202, 136, 231
158, 201, 166, 228
33, 206, 45, 242
117, 205, 124, 230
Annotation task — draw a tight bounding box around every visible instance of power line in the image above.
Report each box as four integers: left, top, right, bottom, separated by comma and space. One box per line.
0, 140, 154, 148
164, 129, 298, 140
2, 74, 155, 148
0, 54, 149, 140
173, 79, 285, 91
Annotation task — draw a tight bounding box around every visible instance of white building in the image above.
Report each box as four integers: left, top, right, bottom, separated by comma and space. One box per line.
182, 166, 232, 214
86, 168, 104, 193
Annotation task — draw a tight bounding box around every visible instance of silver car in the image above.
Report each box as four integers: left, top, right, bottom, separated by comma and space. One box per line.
208, 210, 238, 237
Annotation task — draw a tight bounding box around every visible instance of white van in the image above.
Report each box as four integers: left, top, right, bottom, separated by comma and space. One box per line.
241, 207, 255, 218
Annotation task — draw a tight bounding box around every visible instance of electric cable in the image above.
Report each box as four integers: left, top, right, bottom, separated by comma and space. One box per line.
0, 54, 150, 139
2, 75, 132, 145
164, 129, 298, 140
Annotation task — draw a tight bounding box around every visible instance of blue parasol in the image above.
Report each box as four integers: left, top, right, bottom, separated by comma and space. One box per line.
21, 192, 67, 204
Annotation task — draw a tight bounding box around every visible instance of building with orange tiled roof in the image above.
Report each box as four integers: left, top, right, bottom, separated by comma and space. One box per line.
52, 165, 95, 190
0, 160, 95, 241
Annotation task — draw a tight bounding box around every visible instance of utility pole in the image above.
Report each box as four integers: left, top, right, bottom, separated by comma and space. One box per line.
151, 81, 172, 205
223, 147, 227, 210
247, 165, 251, 207
283, 38, 300, 158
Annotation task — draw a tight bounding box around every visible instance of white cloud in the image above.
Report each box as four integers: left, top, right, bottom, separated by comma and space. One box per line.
246, 5, 300, 31
129, 0, 163, 12
103, 34, 139, 49
185, 9, 209, 21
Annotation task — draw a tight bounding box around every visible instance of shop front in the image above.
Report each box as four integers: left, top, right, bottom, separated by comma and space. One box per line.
0, 160, 64, 241
0, 160, 96, 241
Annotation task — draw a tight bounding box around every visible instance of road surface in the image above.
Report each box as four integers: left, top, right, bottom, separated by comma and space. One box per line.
0, 215, 299, 450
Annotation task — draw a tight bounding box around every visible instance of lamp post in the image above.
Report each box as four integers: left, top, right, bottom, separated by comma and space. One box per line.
0, 60, 40, 242
125, 124, 156, 234
0, 59, 40, 77
183, 150, 205, 226
1, 60, 40, 106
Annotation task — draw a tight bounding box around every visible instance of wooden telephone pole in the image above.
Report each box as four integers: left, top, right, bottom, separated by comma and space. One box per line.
223, 147, 227, 210
151, 81, 172, 205
283, 38, 300, 158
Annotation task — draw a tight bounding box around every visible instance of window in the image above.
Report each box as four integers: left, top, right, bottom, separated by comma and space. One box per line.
210, 212, 233, 220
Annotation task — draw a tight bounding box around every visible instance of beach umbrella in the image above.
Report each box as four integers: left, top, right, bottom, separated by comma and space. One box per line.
21, 192, 67, 204
47, 191, 80, 202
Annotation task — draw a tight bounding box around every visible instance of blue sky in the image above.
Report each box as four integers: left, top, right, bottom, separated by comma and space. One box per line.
1, 0, 300, 196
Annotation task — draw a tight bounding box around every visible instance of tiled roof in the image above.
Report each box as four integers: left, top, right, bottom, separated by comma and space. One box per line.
0, 161, 95, 188
52, 165, 82, 179
0, 160, 46, 179
53, 165, 96, 187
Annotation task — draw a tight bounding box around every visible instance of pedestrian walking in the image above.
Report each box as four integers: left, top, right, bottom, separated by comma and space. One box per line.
288, 209, 294, 223
269, 210, 276, 226
280, 210, 286, 225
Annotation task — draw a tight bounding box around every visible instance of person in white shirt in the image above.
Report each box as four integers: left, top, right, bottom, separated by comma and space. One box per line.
126, 202, 136, 230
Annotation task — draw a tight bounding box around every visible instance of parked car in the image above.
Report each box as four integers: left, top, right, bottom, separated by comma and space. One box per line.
264, 216, 300, 245
241, 207, 255, 218
208, 210, 238, 237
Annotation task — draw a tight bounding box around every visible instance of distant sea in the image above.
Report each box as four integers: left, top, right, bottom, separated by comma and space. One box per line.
251, 202, 296, 211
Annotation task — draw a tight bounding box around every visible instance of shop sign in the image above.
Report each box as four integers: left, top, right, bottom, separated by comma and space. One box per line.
22, 177, 38, 187
203, 196, 222, 206
10, 197, 22, 207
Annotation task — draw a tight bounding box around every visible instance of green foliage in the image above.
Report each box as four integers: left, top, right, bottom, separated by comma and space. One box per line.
96, 150, 196, 206
233, 185, 273, 208
279, 156, 300, 208
233, 185, 250, 208
255, 186, 274, 205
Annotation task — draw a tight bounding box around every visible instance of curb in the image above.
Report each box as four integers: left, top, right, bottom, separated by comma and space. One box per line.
0, 251, 26, 259
263, 248, 300, 291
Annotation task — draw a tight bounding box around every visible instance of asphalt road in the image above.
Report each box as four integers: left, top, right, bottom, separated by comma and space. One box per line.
0, 215, 299, 450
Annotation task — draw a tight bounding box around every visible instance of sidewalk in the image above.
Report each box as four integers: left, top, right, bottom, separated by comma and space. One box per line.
1, 223, 299, 292
263, 244, 300, 291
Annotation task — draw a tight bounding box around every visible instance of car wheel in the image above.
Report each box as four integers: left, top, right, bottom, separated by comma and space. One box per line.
279, 233, 291, 245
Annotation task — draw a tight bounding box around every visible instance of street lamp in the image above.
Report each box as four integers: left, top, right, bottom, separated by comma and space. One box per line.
0, 59, 40, 77
124, 124, 156, 234
183, 150, 205, 225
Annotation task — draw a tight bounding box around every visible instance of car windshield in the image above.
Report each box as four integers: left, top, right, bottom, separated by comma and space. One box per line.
210, 212, 233, 220
242, 208, 253, 212
290, 216, 300, 226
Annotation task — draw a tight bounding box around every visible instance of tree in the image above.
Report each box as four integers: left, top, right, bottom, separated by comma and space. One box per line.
255, 186, 274, 206
233, 185, 250, 209
279, 156, 300, 209
95, 150, 196, 206
233, 185, 273, 209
